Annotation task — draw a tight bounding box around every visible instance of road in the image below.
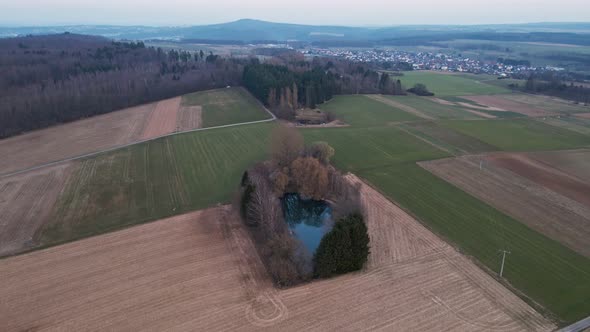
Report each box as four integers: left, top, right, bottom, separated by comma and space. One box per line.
558, 316, 590, 332
0, 104, 276, 179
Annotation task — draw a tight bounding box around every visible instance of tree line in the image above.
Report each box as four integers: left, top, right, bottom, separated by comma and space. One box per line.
242, 57, 405, 119
0, 33, 244, 138
520, 73, 590, 105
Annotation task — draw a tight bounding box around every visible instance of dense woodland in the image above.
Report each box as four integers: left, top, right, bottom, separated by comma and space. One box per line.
242, 57, 405, 119
0, 33, 243, 138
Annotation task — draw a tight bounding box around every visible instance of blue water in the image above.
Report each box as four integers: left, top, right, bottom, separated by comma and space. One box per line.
282, 193, 333, 254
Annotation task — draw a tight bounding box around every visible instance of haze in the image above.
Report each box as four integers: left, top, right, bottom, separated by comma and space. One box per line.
1, 0, 589, 26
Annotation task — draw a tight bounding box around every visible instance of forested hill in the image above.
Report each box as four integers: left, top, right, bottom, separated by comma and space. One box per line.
0, 33, 243, 138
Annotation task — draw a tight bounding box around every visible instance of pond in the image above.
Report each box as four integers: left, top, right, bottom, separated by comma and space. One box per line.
282, 193, 333, 255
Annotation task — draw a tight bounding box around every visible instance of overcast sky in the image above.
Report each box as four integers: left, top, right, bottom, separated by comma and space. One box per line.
1, 0, 589, 26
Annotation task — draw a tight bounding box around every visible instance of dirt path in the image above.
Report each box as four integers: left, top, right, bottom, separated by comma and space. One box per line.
366, 94, 436, 120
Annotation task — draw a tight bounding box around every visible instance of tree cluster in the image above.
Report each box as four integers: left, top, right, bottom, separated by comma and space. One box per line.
523, 74, 590, 105
314, 213, 370, 278
238, 125, 366, 286
407, 83, 435, 96
242, 58, 406, 120
0, 33, 244, 138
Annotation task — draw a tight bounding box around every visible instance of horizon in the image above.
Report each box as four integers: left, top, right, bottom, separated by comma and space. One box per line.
1, 0, 589, 27
1, 18, 590, 29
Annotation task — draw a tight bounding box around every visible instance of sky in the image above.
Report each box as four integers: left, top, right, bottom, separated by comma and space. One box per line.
1, 0, 589, 26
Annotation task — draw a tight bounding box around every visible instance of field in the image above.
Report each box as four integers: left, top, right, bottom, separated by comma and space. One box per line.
442, 118, 590, 151
319, 95, 420, 127
381, 95, 484, 119
0, 88, 268, 176
488, 152, 590, 207
398, 71, 510, 96
500, 94, 590, 114
0, 163, 74, 256
528, 149, 590, 183
420, 155, 590, 258
2, 70, 590, 325
38, 122, 273, 248
462, 95, 555, 117
181, 87, 271, 127
0, 181, 554, 331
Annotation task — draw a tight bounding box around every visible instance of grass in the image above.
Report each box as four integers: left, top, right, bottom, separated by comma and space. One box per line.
182, 87, 270, 127
399, 71, 510, 97
540, 116, 590, 136
442, 118, 590, 151
319, 95, 420, 127
400, 122, 499, 154
384, 95, 483, 119
41, 122, 274, 246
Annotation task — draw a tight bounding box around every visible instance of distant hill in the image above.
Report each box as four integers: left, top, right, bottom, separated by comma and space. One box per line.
1, 19, 590, 45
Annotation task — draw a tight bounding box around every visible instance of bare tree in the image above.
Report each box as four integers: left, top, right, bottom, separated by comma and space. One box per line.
270, 124, 304, 168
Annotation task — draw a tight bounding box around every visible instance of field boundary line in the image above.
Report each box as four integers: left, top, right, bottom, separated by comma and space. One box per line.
1, 101, 276, 179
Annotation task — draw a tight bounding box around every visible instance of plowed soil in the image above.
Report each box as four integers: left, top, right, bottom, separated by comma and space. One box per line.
488, 152, 590, 207
177, 105, 202, 131
0, 178, 554, 331
421, 156, 590, 257
140, 97, 182, 139
0, 162, 74, 256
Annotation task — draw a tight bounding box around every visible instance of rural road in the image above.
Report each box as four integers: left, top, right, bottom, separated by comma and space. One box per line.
0, 104, 276, 179
558, 316, 590, 332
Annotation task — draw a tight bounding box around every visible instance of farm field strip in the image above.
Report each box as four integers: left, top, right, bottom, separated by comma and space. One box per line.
540, 116, 590, 136
365, 94, 435, 119
139, 96, 182, 139
527, 149, 590, 183
420, 155, 590, 258
398, 71, 510, 96
462, 95, 555, 117
0, 88, 271, 177
0, 163, 75, 256
181, 87, 272, 128
442, 118, 590, 151
488, 152, 590, 207
0, 179, 554, 331
383, 95, 486, 119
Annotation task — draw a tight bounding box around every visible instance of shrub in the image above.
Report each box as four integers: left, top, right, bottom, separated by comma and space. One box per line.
313, 213, 370, 278
290, 157, 329, 200
408, 83, 434, 96
307, 141, 335, 165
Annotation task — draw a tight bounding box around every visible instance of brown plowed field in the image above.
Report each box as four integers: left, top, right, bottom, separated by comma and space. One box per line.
576, 112, 590, 119
463, 95, 554, 117
421, 156, 590, 257
177, 105, 202, 131
489, 152, 590, 207
528, 149, 590, 183
0, 162, 74, 256
0, 178, 554, 331
140, 97, 182, 139
0, 94, 201, 175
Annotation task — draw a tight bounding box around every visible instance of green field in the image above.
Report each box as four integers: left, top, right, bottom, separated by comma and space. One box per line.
399, 71, 510, 96
29, 75, 590, 323
443, 118, 590, 151
40, 122, 274, 246
320, 95, 420, 127
384, 95, 483, 119
181, 87, 270, 127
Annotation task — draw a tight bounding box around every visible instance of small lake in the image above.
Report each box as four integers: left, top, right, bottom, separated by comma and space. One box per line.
282, 193, 333, 254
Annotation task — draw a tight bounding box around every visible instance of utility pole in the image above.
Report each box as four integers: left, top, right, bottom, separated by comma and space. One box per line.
499, 250, 511, 278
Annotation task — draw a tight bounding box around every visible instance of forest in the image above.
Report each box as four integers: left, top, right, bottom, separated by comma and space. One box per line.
242, 57, 404, 119
0, 33, 243, 138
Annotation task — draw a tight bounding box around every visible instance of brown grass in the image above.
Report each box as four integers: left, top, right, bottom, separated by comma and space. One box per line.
421, 156, 590, 258
463, 95, 555, 117
0, 177, 554, 331
177, 105, 202, 131
0, 163, 74, 256
528, 149, 590, 183
575, 112, 590, 119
